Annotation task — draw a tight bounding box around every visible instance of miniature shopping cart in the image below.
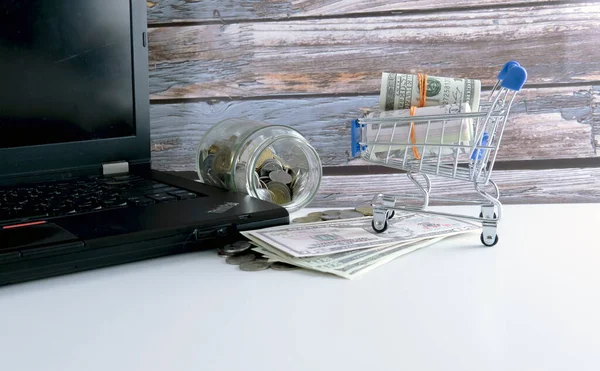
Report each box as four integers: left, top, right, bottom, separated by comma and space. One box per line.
351, 61, 527, 246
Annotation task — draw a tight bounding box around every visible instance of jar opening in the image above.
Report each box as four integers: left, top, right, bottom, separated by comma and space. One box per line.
246, 134, 322, 213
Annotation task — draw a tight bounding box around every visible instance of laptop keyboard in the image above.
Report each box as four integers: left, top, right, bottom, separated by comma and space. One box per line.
0, 174, 202, 223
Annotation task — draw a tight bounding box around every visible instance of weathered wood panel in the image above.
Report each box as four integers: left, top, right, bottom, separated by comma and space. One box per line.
146, 0, 560, 24
147, 3, 600, 100
150, 85, 599, 171
311, 167, 600, 207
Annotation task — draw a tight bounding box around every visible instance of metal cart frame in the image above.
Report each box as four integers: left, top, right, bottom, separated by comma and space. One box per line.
351, 62, 527, 246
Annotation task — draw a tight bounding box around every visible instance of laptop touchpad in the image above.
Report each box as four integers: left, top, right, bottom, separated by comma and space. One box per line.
1, 223, 82, 253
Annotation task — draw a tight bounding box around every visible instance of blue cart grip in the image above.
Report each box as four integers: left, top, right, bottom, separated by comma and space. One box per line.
500, 65, 527, 91
471, 132, 489, 161
351, 119, 365, 157
498, 61, 520, 80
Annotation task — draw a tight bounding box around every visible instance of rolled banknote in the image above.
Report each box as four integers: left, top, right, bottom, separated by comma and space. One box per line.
380, 73, 481, 112
364, 103, 474, 161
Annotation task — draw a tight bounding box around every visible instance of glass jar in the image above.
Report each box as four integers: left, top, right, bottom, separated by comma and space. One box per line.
196, 118, 322, 213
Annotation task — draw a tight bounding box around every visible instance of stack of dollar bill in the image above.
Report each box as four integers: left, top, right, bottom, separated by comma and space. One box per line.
240, 210, 481, 279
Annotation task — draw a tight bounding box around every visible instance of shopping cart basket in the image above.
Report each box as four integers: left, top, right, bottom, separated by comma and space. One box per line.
350, 61, 527, 246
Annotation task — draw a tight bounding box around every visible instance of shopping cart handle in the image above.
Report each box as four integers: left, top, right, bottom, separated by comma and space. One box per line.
351, 119, 365, 157
471, 132, 489, 161
500, 65, 527, 91
498, 60, 520, 80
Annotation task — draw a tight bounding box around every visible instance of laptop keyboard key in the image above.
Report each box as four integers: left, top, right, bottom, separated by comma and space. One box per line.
147, 193, 177, 202
168, 191, 197, 200
128, 197, 155, 207
0, 176, 204, 222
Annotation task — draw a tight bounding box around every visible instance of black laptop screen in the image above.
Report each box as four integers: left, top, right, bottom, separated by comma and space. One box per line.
0, 0, 135, 149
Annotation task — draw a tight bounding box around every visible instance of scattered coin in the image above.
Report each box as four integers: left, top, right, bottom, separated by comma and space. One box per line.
232, 240, 252, 249
338, 210, 365, 219
239, 260, 271, 272
218, 248, 236, 256
307, 212, 323, 218
226, 253, 256, 265
321, 210, 342, 221
222, 241, 251, 254
271, 262, 300, 271
356, 206, 374, 216
293, 216, 322, 223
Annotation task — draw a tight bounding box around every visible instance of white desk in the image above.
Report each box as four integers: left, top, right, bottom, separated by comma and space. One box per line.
1, 204, 598, 371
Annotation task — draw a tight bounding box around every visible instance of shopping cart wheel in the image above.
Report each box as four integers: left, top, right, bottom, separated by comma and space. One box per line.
372, 219, 388, 233
479, 212, 497, 219
387, 210, 395, 219
480, 233, 499, 247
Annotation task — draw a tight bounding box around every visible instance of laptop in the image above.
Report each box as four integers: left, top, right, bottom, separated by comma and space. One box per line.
0, 0, 289, 286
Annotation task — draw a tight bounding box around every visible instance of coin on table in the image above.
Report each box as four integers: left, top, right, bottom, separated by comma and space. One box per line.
222, 242, 251, 254
271, 262, 300, 271
226, 253, 256, 265
307, 212, 323, 218
321, 210, 342, 221
269, 170, 293, 185
355, 206, 374, 216
293, 216, 322, 223
338, 210, 365, 219
267, 181, 292, 205
232, 240, 252, 249
218, 248, 236, 256
239, 260, 271, 272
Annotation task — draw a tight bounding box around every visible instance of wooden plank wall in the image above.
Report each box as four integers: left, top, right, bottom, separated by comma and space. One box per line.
146, 0, 600, 206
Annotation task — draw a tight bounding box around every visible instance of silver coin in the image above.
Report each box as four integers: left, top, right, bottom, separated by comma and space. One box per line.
269, 170, 293, 185
222, 242, 251, 254
292, 170, 309, 196
232, 240, 252, 249
355, 206, 374, 216
271, 262, 300, 271
255, 188, 272, 202
267, 181, 292, 204
321, 210, 342, 220
226, 253, 256, 265
218, 248, 236, 256
252, 172, 261, 188
259, 159, 283, 176
239, 260, 271, 272
338, 210, 365, 219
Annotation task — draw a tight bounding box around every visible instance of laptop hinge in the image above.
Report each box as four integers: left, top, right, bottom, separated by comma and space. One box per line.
102, 161, 130, 176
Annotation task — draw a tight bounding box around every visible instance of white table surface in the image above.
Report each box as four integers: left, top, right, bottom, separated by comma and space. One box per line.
1, 203, 598, 371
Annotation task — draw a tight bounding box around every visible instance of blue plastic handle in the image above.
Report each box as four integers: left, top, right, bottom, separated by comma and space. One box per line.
471, 132, 489, 161
498, 60, 520, 80
351, 119, 365, 157
500, 65, 527, 91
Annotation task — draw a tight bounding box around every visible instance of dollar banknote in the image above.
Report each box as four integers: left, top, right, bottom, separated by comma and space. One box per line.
240, 212, 480, 258
363, 103, 475, 161
252, 237, 444, 279
380, 73, 481, 112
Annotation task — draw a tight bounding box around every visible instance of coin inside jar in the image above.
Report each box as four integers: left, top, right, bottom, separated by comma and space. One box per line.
255, 148, 275, 170
269, 170, 293, 185
267, 181, 292, 205
213, 148, 234, 173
